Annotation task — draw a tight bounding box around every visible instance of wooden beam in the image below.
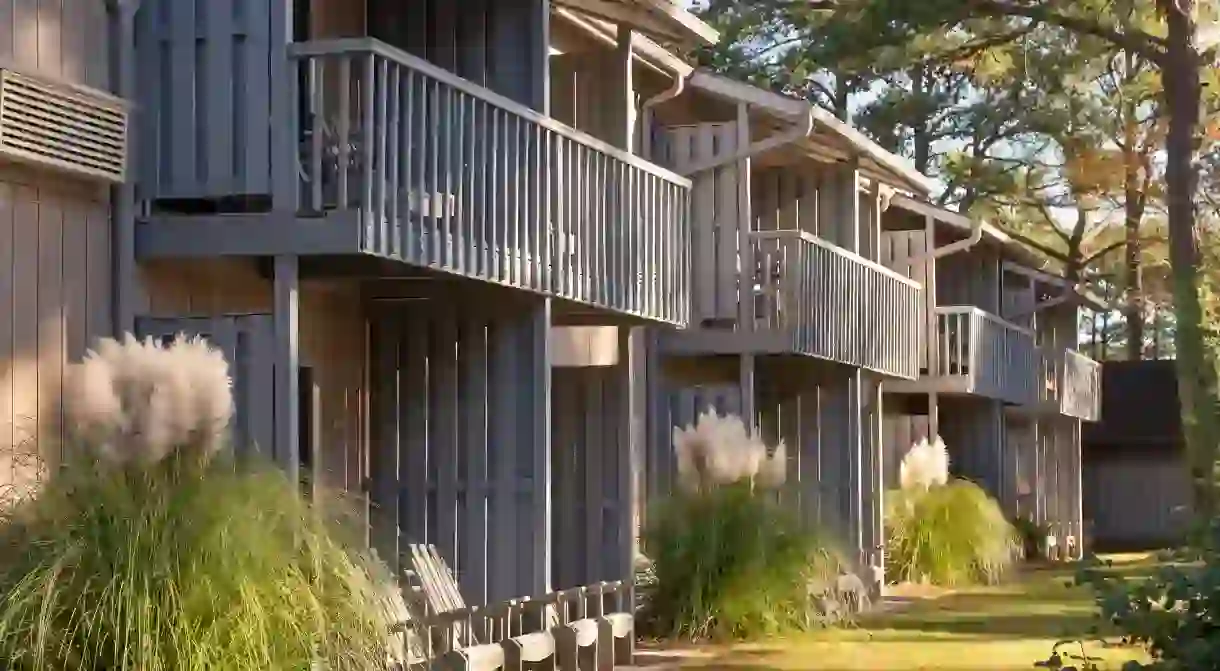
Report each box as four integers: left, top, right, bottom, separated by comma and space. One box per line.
273, 255, 301, 479
552, 0, 719, 46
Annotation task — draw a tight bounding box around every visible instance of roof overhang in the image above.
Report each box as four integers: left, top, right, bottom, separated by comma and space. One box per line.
552, 7, 694, 78
552, 0, 720, 48
890, 194, 1109, 311
688, 71, 937, 196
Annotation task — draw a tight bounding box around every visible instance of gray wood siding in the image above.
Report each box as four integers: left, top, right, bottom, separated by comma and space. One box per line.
643, 361, 886, 578
135, 314, 278, 457
881, 411, 931, 490
0, 0, 111, 91
0, 168, 111, 492
552, 362, 634, 590
138, 260, 368, 499
366, 300, 551, 602
939, 397, 1007, 504
367, 0, 548, 109
1084, 450, 1189, 550
134, 0, 280, 201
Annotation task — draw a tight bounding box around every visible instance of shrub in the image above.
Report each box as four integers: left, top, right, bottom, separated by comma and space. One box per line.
639, 409, 843, 641
1077, 535, 1220, 671
0, 336, 398, 671
885, 437, 1020, 586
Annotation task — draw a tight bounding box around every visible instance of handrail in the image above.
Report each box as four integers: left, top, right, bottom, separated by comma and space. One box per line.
935, 305, 1035, 338
287, 37, 692, 188
749, 229, 921, 288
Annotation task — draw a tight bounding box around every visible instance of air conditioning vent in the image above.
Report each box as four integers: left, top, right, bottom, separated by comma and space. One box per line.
0, 69, 128, 183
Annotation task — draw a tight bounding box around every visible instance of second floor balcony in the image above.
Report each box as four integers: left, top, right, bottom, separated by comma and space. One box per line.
888, 306, 1037, 404
1037, 348, 1102, 421
662, 228, 923, 379
138, 38, 692, 327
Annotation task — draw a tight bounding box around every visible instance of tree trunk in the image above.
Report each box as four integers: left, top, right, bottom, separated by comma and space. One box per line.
834, 75, 851, 121
1123, 80, 1146, 360
913, 65, 932, 174
1160, 0, 1220, 523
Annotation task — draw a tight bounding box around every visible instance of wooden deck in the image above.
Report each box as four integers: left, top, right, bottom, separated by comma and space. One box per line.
138, 37, 693, 328
886, 306, 1037, 404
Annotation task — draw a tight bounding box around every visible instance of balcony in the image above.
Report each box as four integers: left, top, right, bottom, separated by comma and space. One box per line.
665, 229, 922, 379
752, 231, 923, 378
1038, 348, 1102, 421
889, 307, 1037, 404
139, 38, 692, 327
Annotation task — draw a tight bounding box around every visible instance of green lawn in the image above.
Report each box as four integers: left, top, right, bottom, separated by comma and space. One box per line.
639, 555, 1160, 671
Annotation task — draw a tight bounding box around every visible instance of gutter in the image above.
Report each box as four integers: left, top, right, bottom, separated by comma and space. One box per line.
675, 106, 817, 176
906, 216, 984, 263
640, 70, 686, 160
110, 0, 140, 338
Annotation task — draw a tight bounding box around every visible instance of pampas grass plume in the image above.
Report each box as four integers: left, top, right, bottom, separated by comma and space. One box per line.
62, 334, 234, 465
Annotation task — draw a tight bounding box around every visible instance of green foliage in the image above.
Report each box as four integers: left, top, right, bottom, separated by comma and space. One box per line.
638, 482, 843, 641
0, 448, 393, 671
885, 479, 1020, 587
1077, 543, 1220, 671
1013, 515, 1051, 560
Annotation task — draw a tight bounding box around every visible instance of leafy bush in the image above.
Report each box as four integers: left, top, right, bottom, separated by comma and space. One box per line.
1014, 514, 1050, 560
0, 336, 399, 670
885, 437, 1020, 586
1077, 541, 1220, 671
638, 409, 843, 641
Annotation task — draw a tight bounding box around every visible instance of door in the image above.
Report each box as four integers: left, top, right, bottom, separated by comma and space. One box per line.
136, 314, 277, 457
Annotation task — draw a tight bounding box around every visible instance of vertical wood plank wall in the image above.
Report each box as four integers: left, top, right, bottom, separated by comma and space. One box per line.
0, 0, 111, 90
138, 260, 367, 496
0, 0, 115, 502
552, 360, 634, 590
0, 167, 112, 496
642, 360, 884, 576
939, 396, 1006, 503
658, 122, 741, 324
366, 0, 548, 109
1083, 448, 1189, 550
367, 300, 551, 603
135, 0, 280, 202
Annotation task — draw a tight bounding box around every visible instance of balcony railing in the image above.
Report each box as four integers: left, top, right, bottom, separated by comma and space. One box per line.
288, 38, 691, 326
1040, 348, 1101, 421
929, 307, 1037, 404
751, 230, 923, 379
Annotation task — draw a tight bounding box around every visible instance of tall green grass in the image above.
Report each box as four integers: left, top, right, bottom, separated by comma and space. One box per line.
885, 478, 1020, 586
640, 485, 842, 641
0, 447, 395, 671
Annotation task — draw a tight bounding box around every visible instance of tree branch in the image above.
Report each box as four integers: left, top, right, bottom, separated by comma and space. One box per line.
1000, 226, 1072, 262
794, 0, 1167, 63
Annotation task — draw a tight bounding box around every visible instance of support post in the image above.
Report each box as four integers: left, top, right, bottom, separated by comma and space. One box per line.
929, 391, 940, 439
274, 255, 301, 480
611, 25, 636, 151
736, 102, 755, 329
847, 372, 865, 570
110, 0, 140, 337
625, 327, 646, 590
530, 298, 553, 596
740, 353, 756, 428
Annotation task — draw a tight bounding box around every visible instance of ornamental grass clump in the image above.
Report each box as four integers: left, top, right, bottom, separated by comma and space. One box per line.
0, 335, 399, 671
885, 436, 1020, 587
640, 408, 842, 642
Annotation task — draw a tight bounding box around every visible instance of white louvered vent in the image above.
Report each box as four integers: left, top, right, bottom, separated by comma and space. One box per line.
0, 69, 128, 183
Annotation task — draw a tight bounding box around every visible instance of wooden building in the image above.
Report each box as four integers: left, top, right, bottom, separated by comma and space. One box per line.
879, 195, 1104, 558
638, 72, 935, 590
0, 0, 1102, 613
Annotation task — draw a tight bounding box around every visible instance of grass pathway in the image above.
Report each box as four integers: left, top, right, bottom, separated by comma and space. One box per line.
638, 555, 1157, 671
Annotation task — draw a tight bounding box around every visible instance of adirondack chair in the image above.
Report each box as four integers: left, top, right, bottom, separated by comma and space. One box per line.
405, 544, 634, 671
404, 545, 556, 671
